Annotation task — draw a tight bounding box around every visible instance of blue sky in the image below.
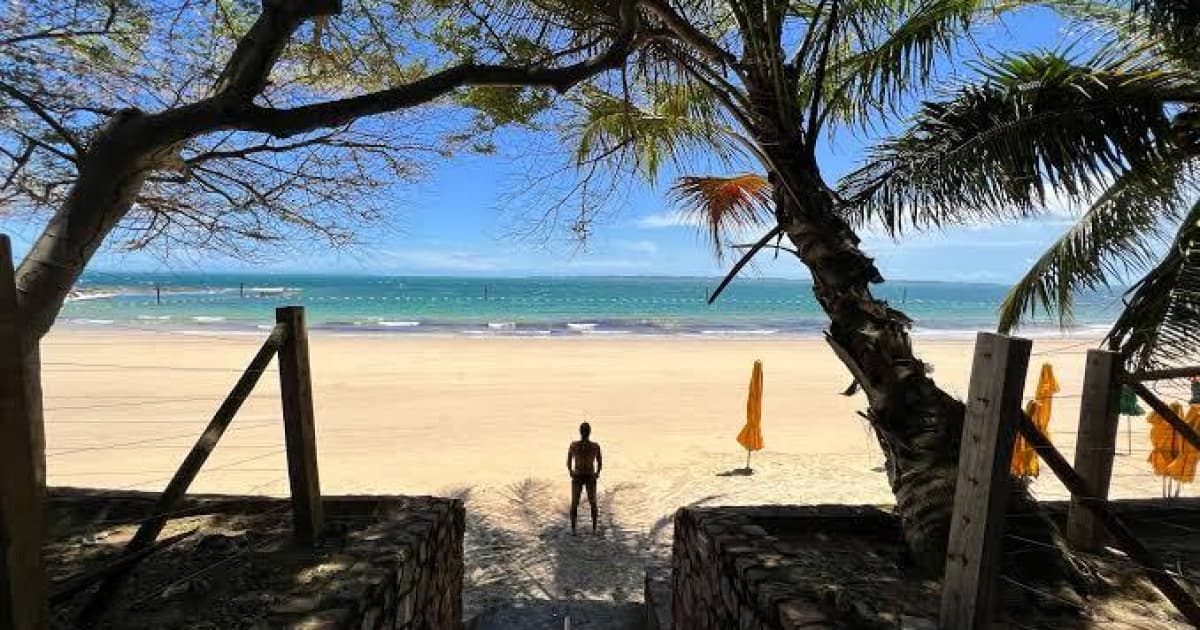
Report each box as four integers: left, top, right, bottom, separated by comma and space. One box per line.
10, 7, 1089, 283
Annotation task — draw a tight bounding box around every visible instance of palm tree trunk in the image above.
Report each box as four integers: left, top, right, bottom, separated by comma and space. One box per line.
773, 161, 964, 571
755, 134, 1074, 577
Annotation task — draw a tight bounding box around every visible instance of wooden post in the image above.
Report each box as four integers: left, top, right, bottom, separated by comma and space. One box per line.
1126, 379, 1200, 452
1017, 413, 1200, 625
0, 235, 48, 630
80, 325, 284, 623
940, 332, 1031, 630
1129, 365, 1200, 381
276, 306, 323, 545
1066, 350, 1122, 551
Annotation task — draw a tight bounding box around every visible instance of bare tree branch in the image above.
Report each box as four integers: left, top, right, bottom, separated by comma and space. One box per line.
0, 80, 84, 155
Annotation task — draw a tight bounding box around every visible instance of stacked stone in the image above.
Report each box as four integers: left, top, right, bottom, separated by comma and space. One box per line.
671, 506, 872, 630
270, 495, 465, 630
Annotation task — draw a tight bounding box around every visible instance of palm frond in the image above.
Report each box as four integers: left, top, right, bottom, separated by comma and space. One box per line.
669, 173, 773, 257
839, 47, 1198, 234
1107, 198, 1200, 369
996, 156, 1195, 333
825, 0, 994, 125
571, 82, 739, 181
1131, 0, 1200, 58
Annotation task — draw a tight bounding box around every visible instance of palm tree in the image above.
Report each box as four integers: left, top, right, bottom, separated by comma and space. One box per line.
842, 11, 1200, 371
569, 0, 1087, 574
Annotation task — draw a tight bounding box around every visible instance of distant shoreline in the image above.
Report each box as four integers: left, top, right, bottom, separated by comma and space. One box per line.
50, 319, 1110, 342
56, 273, 1121, 340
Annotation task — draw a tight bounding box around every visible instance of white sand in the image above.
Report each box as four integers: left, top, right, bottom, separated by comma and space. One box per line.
38, 331, 1195, 613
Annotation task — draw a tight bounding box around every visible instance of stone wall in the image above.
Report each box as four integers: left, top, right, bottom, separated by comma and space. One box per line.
282, 496, 465, 630
671, 505, 899, 630
46, 491, 464, 630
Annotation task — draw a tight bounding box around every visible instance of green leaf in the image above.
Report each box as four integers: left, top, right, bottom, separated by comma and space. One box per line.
840, 46, 1198, 234
569, 82, 739, 181
1107, 197, 1200, 369
996, 155, 1195, 332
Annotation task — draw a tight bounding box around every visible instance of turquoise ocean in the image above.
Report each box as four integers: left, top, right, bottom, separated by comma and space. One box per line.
59, 272, 1123, 337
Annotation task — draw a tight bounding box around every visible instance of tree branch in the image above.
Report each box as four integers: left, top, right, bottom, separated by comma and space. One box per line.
642, 0, 739, 68
212, 0, 343, 100
194, 0, 641, 139
0, 80, 84, 156
708, 225, 784, 304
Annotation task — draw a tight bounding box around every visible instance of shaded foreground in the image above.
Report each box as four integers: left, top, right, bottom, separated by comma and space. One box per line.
45, 492, 462, 629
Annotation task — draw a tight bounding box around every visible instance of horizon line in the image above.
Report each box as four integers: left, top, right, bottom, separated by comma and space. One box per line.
76, 269, 1036, 288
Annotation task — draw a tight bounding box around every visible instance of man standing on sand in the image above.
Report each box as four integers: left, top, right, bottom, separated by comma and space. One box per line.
566, 421, 603, 535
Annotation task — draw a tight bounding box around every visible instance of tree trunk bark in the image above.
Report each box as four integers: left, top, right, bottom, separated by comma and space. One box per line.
768, 151, 965, 571
13, 109, 162, 492
755, 133, 1075, 580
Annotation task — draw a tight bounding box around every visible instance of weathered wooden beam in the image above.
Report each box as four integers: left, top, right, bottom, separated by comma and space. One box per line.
1127, 365, 1200, 382
49, 529, 197, 605
1126, 380, 1200, 454
1018, 413, 1200, 625
78, 324, 285, 624
1066, 350, 1122, 552
940, 332, 1031, 630
0, 234, 48, 630
276, 306, 323, 546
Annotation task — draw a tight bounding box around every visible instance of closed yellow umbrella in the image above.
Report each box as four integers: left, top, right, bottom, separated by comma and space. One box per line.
737, 360, 764, 469
1148, 401, 1188, 496
1034, 363, 1059, 428
1012, 364, 1058, 478
1165, 404, 1200, 484
1010, 400, 1042, 477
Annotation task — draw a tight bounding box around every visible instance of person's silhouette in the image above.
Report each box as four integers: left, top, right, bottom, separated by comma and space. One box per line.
566, 421, 603, 535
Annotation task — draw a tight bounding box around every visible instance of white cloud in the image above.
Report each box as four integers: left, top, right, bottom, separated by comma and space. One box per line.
635, 211, 702, 229
618, 239, 659, 254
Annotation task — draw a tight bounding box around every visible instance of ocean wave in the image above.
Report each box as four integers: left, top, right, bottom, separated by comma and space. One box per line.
378, 320, 421, 327
487, 321, 516, 329
177, 329, 262, 336
699, 329, 779, 336
66, 291, 119, 302
79, 319, 115, 325
566, 322, 598, 331
190, 316, 226, 323
579, 329, 632, 335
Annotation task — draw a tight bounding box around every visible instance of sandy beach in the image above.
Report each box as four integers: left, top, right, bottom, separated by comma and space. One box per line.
39, 330, 1195, 615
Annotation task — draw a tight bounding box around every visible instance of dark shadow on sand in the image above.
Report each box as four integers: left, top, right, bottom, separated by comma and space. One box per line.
716, 467, 755, 477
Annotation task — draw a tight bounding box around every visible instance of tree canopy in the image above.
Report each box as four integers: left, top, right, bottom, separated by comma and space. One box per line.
0, 0, 637, 257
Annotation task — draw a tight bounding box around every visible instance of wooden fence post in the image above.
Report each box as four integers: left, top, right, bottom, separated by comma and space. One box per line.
79, 325, 286, 623
0, 235, 48, 630
276, 306, 323, 546
1066, 349, 1122, 551
940, 332, 1031, 630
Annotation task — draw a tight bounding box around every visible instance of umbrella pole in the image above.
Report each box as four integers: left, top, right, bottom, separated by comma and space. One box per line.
745, 450, 751, 471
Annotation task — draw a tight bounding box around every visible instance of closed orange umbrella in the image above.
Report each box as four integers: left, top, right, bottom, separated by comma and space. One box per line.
737, 360, 764, 469
1012, 364, 1058, 478
1011, 400, 1042, 477
1165, 404, 1200, 484
1148, 401, 1186, 477
1033, 363, 1059, 429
